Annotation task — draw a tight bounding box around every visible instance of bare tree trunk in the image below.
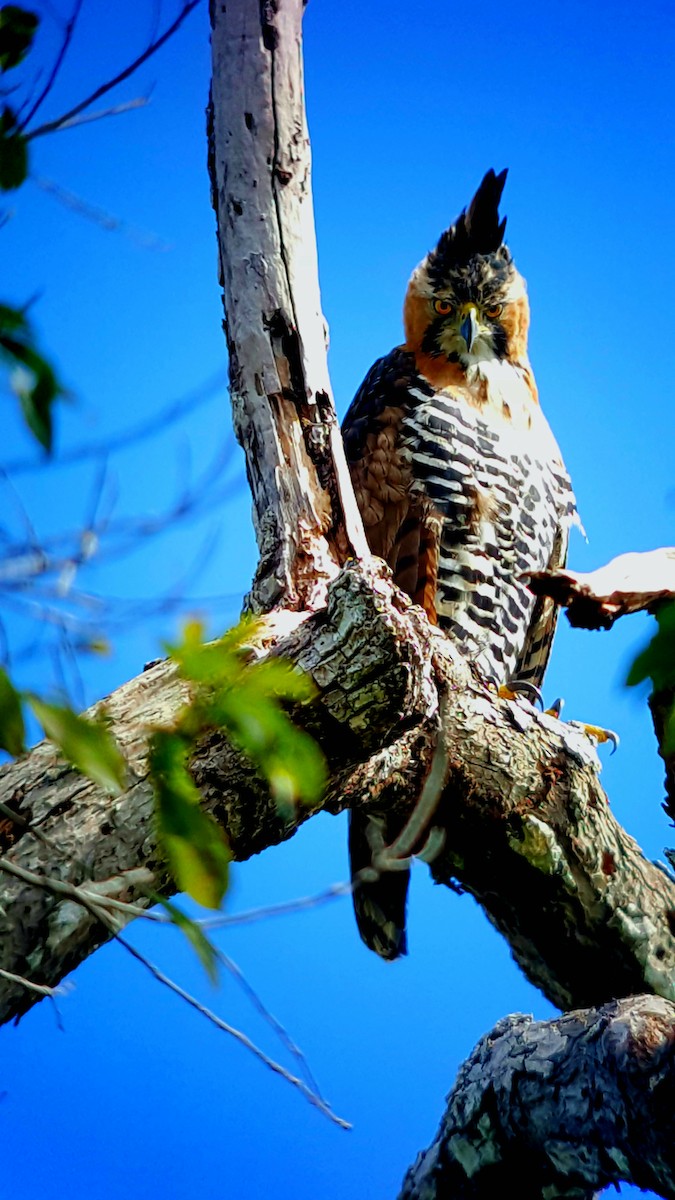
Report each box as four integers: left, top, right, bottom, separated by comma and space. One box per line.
1, 0, 675, 1192
208, 0, 368, 612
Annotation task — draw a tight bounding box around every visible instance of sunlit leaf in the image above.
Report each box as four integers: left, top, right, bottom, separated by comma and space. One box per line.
83, 638, 111, 657
217, 684, 326, 808
150, 731, 230, 910
153, 895, 220, 984
166, 615, 262, 691
28, 697, 126, 794
0, 667, 25, 755
247, 656, 317, 703
0, 6, 39, 71
0, 106, 28, 189
164, 616, 326, 814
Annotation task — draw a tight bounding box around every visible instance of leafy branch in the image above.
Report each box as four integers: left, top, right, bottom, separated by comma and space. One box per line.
150, 618, 327, 908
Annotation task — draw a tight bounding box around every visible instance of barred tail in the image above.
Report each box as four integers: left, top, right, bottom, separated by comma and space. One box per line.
348, 811, 409, 960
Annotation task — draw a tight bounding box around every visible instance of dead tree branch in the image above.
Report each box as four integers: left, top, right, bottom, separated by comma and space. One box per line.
2, 560, 675, 1026
25, 0, 203, 140
530, 548, 675, 828
208, 0, 368, 611
528, 547, 675, 630
399, 994, 675, 1200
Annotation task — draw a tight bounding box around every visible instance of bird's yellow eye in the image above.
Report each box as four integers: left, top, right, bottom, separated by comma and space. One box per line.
434, 299, 454, 316
485, 303, 503, 319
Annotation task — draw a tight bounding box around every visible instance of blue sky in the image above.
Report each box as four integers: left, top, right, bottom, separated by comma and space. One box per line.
1, 1, 673, 1196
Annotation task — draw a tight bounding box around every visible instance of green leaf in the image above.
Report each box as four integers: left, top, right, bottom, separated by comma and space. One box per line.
216, 683, 326, 809
166, 615, 262, 690
247, 656, 317, 704
166, 616, 326, 812
0, 303, 28, 333
663, 703, 675, 759
0, 107, 28, 189
627, 602, 675, 692
150, 731, 230, 909
1, 326, 64, 451
0, 666, 25, 755
153, 896, 220, 984
17, 357, 60, 450
27, 697, 126, 794
0, 6, 39, 71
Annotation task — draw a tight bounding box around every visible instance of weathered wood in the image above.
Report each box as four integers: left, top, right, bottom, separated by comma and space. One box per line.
2, 561, 674, 1025
208, 0, 368, 612
2, 4, 674, 1193
399, 995, 675, 1200
528, 548, 675, 629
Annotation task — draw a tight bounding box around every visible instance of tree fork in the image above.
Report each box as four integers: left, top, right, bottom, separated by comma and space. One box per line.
1, 2, 674, 1194
2, 560, 674, 1025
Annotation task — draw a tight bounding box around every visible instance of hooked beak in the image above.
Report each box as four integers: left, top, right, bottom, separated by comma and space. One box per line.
459, 306, 478, 352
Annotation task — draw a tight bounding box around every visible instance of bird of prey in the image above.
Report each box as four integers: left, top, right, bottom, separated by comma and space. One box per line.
342, 169, 578, 959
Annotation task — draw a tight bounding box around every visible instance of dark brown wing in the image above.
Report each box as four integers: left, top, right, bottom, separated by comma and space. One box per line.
514, 520, 569, 689
342, 349, 440, 959
342, 348, 440, 622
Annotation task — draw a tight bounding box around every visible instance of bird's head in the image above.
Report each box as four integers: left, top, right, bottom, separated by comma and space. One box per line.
403, 169, 531, 382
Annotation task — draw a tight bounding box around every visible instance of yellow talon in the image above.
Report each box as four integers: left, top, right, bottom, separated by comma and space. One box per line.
498, 681, 544, 708
572, 723, 620, 754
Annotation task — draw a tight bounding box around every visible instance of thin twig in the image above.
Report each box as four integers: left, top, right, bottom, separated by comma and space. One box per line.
0, 965, 66, 999
114, 929, 352, 1129
19, 0, 85, 130
0, 857, 130, 916
34, 167, 171, 249
3, 371, 224, 475
0, 859, 350, 1127
0, 800, 59, 852
26, 0, 204, 141
197, 883, 353, 929
214, 946, 327, 1103
376, 694, 450, 868
35, 95, 151, 134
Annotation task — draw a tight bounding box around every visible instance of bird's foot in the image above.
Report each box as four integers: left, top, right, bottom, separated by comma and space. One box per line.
498, 680, 544, 708
543, 697, 620, 754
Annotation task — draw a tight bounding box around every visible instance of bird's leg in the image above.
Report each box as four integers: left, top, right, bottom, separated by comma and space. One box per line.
544, 697, 620, 754
499, 684, 619, 753
498, 679, 544, 708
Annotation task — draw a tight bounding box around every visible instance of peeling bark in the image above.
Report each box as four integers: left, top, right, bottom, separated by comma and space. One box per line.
399, 995, 675, 1200
530, 547, 675, 847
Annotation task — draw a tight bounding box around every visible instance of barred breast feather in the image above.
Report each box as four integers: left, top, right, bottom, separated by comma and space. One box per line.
343, 346, 577, 691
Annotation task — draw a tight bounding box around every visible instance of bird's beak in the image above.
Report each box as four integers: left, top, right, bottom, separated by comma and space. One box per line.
459, 305, 478, 352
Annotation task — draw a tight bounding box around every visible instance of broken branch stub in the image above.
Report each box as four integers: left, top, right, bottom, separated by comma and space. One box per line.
527, 548, 675, 630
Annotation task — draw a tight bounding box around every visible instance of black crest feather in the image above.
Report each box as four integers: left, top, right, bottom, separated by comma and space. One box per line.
427, 169, 508, 283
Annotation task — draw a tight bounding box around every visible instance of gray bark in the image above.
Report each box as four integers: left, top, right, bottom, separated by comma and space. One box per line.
208, 0, 368, 612
531, 548, 675, 822
400, 995, 675, 1200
